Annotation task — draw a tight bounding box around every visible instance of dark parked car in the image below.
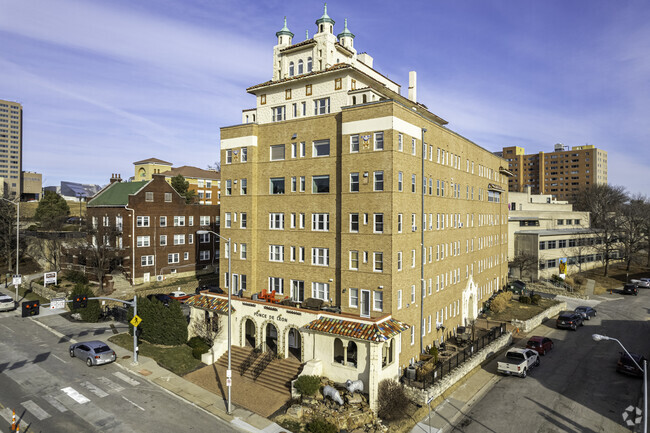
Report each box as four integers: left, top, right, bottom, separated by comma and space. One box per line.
195, 285, 223, 295
147, 293, 172, 306
507, 280, 527, 295
621, 284, 638, 296
556, 311, 583, 330
69, 341, 116, 367
616, 352, 647, 377
574, 306, 597, 320
526, 336, 554, 356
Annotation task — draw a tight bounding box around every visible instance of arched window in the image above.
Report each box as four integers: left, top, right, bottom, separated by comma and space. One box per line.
320, 24, 323, 33
347, 341, 358, 367
298, 59, 304, 75
334, 338, 344, 364
362, 94, 367, 103
307, 57, 313, 73
289, 62, 295, 77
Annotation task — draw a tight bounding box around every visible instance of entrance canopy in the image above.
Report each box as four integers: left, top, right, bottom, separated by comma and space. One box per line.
305, 316, 409, 342
185, 294, 235, 314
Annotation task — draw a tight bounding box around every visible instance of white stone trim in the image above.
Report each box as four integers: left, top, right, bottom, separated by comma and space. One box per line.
342, 116, 422, 138
221, 135, 258, 150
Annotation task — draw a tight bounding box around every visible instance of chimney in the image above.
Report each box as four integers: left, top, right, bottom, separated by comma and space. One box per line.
408, 71, 417, 103
110, 173, 122, 184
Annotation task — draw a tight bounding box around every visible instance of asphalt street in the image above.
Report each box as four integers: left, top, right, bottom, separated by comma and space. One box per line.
0, 305, 242, 433
449, 290, 650, 433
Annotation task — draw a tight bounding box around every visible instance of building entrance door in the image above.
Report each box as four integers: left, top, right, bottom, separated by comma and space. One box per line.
361, 290, 370, 317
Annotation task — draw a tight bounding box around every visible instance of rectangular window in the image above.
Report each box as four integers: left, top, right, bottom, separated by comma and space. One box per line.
199, 250, 210, 261
349, 288, 359, 308
312, 282, 329, 301
374, 213, 384, 233
291, 176, 297, 192
173, 234, 185, 245
350, 135, 359, 153
397, 213, 402, 233
157, 216, 166, 228
300, 176, 305, 192
335, 78, 342, 90
300, 141, 305, 157
300, 213, 305, 229
398, 172, 403, 191
397, 251, 402, 271
350, 172, 359, 192
136, 216, 150, 227
269, 213, 284, 229
141, 255, 154, 266
160, 235, 167, 246
173, 216, 185, 227
240, 212, 247, 228
350, 213, 359, 232
412, 174, 416, 193
312, 175, 330, 193
270, 144, 285, 160
305, 84, 312, 96
313, 139, 330, 157
240, 179, 247, 195
374, 171, 384, 191
188, 216, 194, 226
311, 248, 329, 266
200, 215, 210, 226
291, 142, 297, 158
269, 245, 284, 262
272, 106, 285, 122
225, 213, 232, 228
398, 133, 403, 151
373, 252, 383, 272
312, 213, 330, 231
373, 291, 383, 311
411, 138, 416, 155
350, 250, 359, 270
145, 191, 153, 202
270, 177, 285, 194
136, 236, 150, 247
225, 180, 232, 195
269, 277, 284, 294
226, 150, 232, 164
168, 253, 180, 264
374, 132, 384, 150
241, 147, 247, 162
314, 97, 330, 115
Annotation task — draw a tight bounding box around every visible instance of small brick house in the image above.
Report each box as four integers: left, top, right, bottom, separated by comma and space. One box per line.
86, 174, 220, 285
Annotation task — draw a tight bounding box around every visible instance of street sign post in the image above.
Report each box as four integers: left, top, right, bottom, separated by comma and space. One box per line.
50, 298, 66, 310
12, 275, 21, 286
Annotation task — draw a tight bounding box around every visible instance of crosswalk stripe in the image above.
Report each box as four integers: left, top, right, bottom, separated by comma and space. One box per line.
61, 387, 90, 404
80, 381, 109, 398
96, 376, 125, 392
43, 394, 68, 413
21, 400, 50, 420
0, 408, 13, 424
113, 371, 140, 386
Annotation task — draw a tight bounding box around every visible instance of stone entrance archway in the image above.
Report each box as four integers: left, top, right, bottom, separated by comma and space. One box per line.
265, 323, 278, 354
286, 327, 302, 361
244, 318, 256, 348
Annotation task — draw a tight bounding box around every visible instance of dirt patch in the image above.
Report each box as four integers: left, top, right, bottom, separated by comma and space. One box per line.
484, 298, 558, 322
574, 261, 650, 294
184, 362, 290, 418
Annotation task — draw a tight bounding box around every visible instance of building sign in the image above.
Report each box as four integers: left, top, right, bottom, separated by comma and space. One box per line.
44, 272, 57, 286
253, 310, 288, 323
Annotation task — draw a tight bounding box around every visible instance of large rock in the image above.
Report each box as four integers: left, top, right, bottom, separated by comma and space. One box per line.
285, 404, 303, 419
346, 393, 363, 405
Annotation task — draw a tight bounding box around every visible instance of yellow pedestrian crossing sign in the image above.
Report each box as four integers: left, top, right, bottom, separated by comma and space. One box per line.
130, 315, 142, 327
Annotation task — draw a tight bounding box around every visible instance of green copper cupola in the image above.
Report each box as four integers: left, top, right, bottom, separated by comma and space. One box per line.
276, 16, 294, 45
315, 3, 335, 34
337, 18, 355, 49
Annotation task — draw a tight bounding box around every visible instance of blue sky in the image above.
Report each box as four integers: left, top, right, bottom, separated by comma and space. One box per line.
1, 0, 649, 196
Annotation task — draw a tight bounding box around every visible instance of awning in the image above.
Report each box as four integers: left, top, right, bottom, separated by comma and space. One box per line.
185, 295, 234, 314
304, 317, 410, 342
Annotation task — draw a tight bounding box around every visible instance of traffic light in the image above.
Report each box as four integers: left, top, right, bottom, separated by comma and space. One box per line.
72, 295, 88, 309
21, 300, 40, 317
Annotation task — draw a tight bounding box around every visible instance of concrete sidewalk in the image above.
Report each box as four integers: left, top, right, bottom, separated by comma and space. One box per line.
1, 285, 283, 433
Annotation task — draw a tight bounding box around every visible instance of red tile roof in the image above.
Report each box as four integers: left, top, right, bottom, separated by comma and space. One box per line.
304, 317, 410, 342
185, 295, 234, 314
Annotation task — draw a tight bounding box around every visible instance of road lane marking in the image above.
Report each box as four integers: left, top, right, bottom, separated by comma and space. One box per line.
80, 381, 109, 398
113, 371, 140, 386
52, 354, 67, 363
43, 394, 68, 413
96, 376, 124, 392
21, 400, 51, 420
121, 395, 145, 411
60, 387, 90, 404
0, 323, 14, 333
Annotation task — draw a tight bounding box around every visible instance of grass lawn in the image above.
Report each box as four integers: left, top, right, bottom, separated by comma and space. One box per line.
485, 298, 559, 322
108, 333, 203, 376
14, 285, 50, 304
573, 260, 650, 294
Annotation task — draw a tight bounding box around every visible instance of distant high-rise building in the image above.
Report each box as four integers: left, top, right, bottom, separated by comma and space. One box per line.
501, 144, 607, 201
0, 99, 22, 198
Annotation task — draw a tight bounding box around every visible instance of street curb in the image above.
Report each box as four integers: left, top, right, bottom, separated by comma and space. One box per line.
29, 315, 275, 433
440, 374, 501, 433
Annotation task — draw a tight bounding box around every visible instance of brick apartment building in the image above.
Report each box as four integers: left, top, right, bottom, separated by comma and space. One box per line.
500, 144, 608, 201
215, 7, 510, 369
85, 174, 220, 285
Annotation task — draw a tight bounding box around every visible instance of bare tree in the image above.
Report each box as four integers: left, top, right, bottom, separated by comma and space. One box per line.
26, 233, 66, 273
207, 161, 220, 172
78, 222, 122, 294
573, 184, 627, 276
0, 198, 18, 272
560, 230, 596, 274
509, 251, 538, 280
619, 195, 648, 274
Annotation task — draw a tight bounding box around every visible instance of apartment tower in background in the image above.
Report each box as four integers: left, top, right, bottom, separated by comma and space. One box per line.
501, 144, 607, 202
0, 99, 22, 198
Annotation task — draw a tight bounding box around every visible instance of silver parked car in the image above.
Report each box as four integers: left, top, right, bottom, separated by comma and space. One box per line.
69, 341, 117, 367
0, 294, 15, 312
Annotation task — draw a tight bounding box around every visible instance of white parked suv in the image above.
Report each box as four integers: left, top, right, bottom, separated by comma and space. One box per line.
0, 294, 15, 312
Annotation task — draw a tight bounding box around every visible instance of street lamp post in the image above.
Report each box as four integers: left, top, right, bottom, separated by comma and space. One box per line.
197, 229, 231, 414
593, 333, 647, 433
1, 197, 19, 301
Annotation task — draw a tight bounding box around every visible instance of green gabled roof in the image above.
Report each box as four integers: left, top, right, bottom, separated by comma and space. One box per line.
87, 181, 149, 206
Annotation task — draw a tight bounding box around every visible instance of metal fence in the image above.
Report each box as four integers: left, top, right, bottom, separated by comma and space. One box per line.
406, 323, 506, 389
